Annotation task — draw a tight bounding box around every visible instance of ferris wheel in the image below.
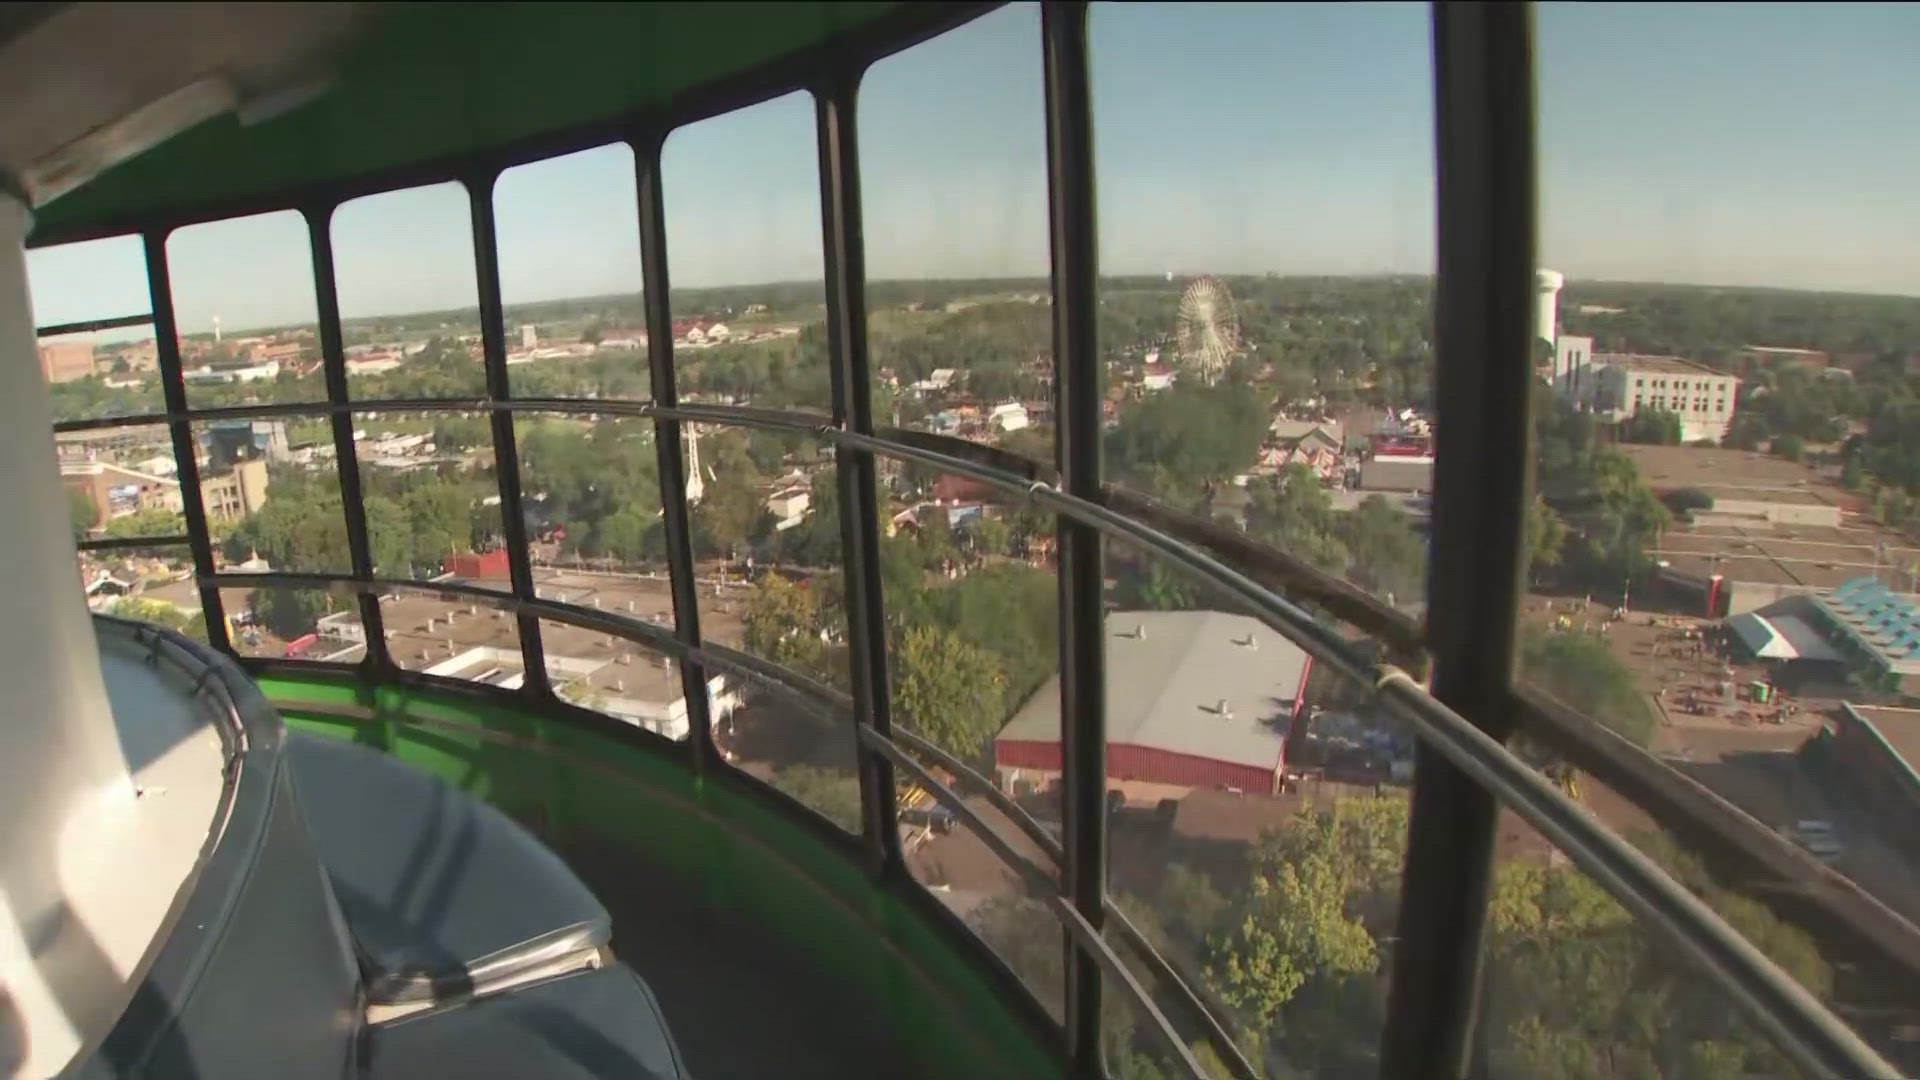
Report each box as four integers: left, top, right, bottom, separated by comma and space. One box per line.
1175, 275, 1241, 384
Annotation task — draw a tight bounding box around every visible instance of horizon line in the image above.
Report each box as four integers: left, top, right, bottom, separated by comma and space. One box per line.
133, 271, 1920, 339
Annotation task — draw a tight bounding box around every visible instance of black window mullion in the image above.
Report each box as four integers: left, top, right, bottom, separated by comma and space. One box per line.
307, 205, 392, 677
1380, 5, 1538, 1078
467, 175, 552, 701
1040, 2, 1106, 1074
143, 230, 231, 655
815, 78, 905, 875
633, 140, 716, 768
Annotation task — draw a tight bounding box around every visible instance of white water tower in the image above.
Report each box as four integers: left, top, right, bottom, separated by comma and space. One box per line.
1535, 268, 1564, 346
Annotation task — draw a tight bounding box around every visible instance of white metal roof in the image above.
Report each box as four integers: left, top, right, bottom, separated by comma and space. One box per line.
996, 610, 1309, 770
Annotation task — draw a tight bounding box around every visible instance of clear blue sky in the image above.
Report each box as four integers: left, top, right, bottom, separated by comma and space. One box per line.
24, 1, 1920, 335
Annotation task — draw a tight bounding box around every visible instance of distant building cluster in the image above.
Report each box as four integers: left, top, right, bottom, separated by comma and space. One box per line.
1541, 269, 1742, 444
58, 418, 286, 534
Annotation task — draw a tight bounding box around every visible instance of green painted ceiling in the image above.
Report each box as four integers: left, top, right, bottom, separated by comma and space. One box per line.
31, 2, 911, 242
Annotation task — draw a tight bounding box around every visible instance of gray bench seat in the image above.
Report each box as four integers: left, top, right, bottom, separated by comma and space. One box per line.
286, 731, 610, 1006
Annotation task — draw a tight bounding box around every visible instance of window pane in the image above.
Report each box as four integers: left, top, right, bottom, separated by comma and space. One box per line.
84, 545, 205, 643
1097, 955, 1247, 1080
961, 894, 1065, 1027
1481, 817, 1808, 1080
220, 586, 359, 660
38, 331, 167, 423
538, 618, 693, 742
1099, 539, 1411, 1077
196, 418, 349, 575
884, 472, 1063, 1006
168, 210, 322, 408
494, 144, 649, 399
702, 425, 857, 829
683, 426, 840, 656
860, 2, 1052, 460
1092, 2, 1436, 618
515, 414, 667, 613
352, 410, 508, 587
59, 423, 183, 541
333, 183, 486, 398
661, 92, 828, 414
27, 234, 149, 330
1529, 4, 1918, 1067
379, 590, 518, 679
728, 679, 863, 835
28, 235, 163, 423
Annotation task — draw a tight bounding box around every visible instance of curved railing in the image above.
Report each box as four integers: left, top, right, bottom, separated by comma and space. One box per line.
42, 3, 1907, 1078
199, 412, 1892, 1079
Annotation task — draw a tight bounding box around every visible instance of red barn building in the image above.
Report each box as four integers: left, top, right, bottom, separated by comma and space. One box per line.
994, 610, 1313, 799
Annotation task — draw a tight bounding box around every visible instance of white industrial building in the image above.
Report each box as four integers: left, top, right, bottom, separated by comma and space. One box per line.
1551, 334, 1596, 406
1592, 354, 1740, 443
1539, 270, 1739, 443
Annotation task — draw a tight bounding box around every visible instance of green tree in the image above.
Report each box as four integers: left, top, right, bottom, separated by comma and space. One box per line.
1244, 464, 1349, 577
1556, 450, 1672, 586
1771, 433, 1805, 462
1841, 452, 1866, 490
774, 473, 841, 566
102, 596, 207, 642
768, 764, 862, 832
363, 495, 412, 576
1209, 796, 1407, 1023
1520, 629, 1657, 746
743, 573, 831, 680
691, 475, 764, 559
251, 586, 332, 640
596, 503, 659, 564
1657, 487, 1714, 515
1107, 379, 1269, 502
965, 513, 1012, 564
1619, 408, 1683, 445
891, 624, 1008, 760
1113, 560, 1203, 611
1481, 852, 1818, 1080
102, 506, 187, 539
1722, 410, 1770, 451
929, 562, 1058, 706
1337, 495, 1425, 604
1527, 495, 1568, 580
219, 468, 355, 572
400, 482, 471, 569
69, 487, 99, 537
